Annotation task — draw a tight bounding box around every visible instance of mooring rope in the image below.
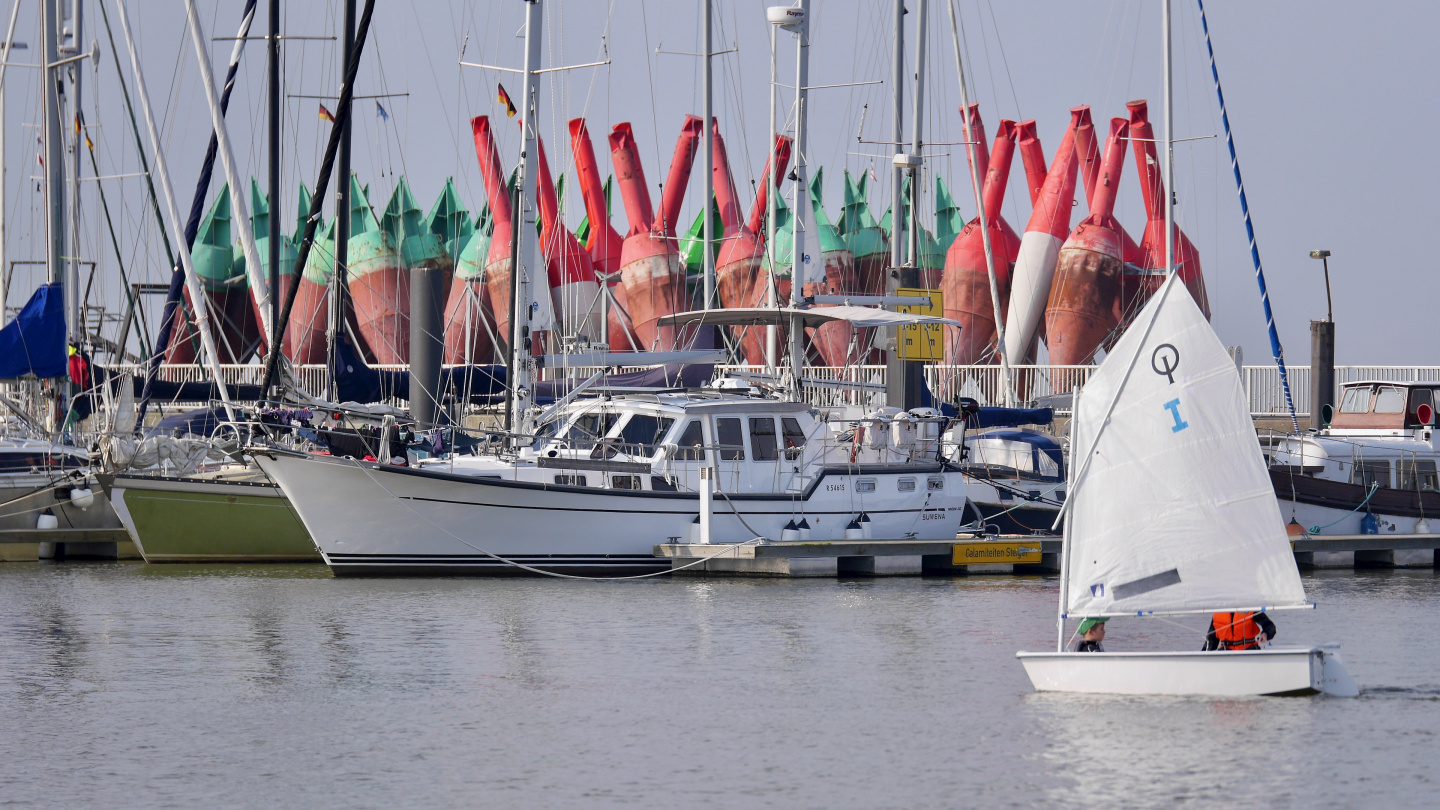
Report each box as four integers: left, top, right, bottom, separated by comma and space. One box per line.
343, 456, 764, 581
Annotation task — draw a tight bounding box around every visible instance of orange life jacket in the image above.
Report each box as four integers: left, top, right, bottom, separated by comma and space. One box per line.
1213, 611, 1263, 650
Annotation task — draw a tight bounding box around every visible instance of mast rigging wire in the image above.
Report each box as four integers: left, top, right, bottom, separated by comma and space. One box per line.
1195, 0, 1299, 432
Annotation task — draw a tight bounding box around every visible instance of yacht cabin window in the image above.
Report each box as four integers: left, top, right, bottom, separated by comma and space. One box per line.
1339, 386, 1373, 414
781, 417, 806, 460
750, 418, 780, 461
674, 420, 706, 461
553, 474, 587, 487
1351, 460, 1391, 489
611, 475, 642, 490
1398, 459, 1439, 492
1409, 388, 1434, 423
616, 414, 675, 457
1036, 451, 1062, 479
1374, 386, 1407, 414
565, 411, 621, 444
716, 418, 745, 460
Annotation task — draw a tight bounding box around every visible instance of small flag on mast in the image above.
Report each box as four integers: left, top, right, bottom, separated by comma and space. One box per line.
375, 100, 390, 121
77, 112, 93, 152
497, 83, 517, 118
318, 103, 336, 123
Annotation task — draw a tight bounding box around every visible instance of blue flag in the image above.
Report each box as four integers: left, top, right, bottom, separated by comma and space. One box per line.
376, 101, 390, 121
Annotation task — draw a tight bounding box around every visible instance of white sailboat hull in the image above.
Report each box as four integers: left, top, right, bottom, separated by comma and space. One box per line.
1016, 645, 1358, 697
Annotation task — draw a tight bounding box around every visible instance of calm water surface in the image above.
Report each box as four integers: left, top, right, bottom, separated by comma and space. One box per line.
0, 563, 1436, 808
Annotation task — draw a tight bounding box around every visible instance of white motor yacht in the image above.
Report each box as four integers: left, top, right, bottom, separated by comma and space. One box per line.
1269, 380, 1440, 536
249, 385, 968, 576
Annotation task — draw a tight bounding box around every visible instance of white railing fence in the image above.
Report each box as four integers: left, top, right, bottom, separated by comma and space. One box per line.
12, 363, 1440, 419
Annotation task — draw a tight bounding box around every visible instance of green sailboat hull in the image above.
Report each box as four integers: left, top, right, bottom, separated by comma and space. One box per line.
101, 472, 318, 563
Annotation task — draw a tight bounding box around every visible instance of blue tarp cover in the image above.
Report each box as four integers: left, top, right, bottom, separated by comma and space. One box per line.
144, 406, 224, 439
0, 283, 66, 378
919, 384, 1054, 428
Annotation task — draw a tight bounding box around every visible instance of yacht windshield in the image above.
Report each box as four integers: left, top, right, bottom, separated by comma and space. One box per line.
1339, 386, 1373, 414
1374, 386, 1407, 414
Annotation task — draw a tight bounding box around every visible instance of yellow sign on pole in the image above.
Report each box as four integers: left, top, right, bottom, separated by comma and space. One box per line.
896, 287, 943, 361
952, 542, 1043, 565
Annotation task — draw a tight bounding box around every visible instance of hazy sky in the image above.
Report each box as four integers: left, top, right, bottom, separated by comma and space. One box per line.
2, 0, 1434, 366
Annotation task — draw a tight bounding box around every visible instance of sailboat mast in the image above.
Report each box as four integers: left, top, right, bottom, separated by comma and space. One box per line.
184, 0, 273, 344
1056, 385, 1079, 651
328, 0, 355, 401
268, 0, 280, 350
115, 0, 237, 421
909, 0, 926, 273
0, 0, 22, 328
944, 0, 1012, 407
765, 15, 777, 368
701, 0, 714, 312
509, 0, 543, 428
1163, 0, 1174, 278
64, 0, 81, 345
41, 1, 64, 296
787, 0, 809, 397
889, 0, 903, 278
883, 0, 907, 408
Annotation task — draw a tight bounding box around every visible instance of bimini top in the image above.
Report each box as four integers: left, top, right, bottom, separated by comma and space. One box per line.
659, 305, 961, 330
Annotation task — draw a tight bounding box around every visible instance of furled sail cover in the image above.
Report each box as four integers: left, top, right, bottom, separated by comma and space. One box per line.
0, 283, 66, 378
1064, 273, 1306, 616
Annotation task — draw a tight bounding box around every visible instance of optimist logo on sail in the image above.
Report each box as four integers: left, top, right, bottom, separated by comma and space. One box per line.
1152, 343, 1190, 433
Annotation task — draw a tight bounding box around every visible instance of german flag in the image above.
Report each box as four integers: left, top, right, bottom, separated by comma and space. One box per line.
76, 113, 93, 152
318, 103, 336, 123
497, 83, 517, 118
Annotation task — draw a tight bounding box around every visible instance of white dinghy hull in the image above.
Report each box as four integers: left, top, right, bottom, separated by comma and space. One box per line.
1016, 646, 1358, 697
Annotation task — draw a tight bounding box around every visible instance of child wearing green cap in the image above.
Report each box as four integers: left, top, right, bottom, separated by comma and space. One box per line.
1074, 617, 1108, 652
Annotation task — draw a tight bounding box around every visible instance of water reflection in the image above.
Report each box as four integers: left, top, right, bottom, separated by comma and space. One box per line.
240, 609, 288, 685
15, 607, 90, 702
0, 563, 1434, 807
1030, 692, 1321, 806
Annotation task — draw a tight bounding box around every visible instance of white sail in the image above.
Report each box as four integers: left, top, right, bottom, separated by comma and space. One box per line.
1063, 273, 1307, 616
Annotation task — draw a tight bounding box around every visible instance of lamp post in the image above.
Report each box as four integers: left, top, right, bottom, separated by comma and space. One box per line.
1309, 249, 1332, 322
1308, 249, 1335, 432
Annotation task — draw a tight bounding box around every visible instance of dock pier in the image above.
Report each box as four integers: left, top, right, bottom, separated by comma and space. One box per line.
656, 534, 1440, 578
0, 529, 140, 561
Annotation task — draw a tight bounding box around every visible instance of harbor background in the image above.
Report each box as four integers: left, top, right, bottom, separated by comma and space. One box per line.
1, 562, 1434, 808
0, 1, 1434, 367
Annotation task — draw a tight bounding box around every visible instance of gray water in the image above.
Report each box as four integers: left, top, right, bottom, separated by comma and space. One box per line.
0, 563, 1436, 809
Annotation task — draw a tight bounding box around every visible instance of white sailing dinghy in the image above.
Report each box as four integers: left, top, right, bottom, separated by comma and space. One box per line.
1016, 274, 1358, 697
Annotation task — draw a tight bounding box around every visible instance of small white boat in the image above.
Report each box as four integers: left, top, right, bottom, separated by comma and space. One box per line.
1269, 379, 1440, 538
1020, 647, 1357, 697
1016, 274, 1359, 697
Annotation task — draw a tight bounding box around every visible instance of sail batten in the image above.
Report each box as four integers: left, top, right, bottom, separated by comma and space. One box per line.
1063, 273, 1308, 616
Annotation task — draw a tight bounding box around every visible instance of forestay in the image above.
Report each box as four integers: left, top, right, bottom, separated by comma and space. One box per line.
1064, 274, 1307, 616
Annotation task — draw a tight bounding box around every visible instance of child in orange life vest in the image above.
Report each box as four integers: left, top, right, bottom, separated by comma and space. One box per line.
1203, 611, 1277, 651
